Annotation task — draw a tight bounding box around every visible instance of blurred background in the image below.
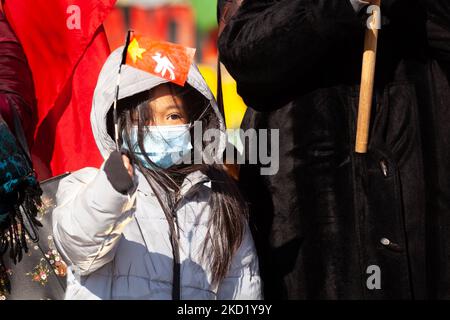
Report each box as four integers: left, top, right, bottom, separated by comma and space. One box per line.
104, 0, 247, 130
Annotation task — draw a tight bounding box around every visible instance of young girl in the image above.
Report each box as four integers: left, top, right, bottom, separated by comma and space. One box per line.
52, 47, 262, 300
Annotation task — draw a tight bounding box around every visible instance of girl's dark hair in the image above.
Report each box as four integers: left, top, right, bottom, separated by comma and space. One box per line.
107, 83, 248, 286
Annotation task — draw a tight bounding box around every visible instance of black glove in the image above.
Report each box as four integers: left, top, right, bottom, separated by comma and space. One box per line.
104, 150, 134, 195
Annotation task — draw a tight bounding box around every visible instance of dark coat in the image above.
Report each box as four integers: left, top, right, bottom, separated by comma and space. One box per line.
0, 11, 36, 147
218, 0, 450, 299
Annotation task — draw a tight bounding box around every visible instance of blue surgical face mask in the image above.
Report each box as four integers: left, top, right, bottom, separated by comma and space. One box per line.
122, 124, 193, 169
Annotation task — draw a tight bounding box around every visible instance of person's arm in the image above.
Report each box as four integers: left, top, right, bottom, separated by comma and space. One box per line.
0, 12, 36, 146
423, 0, 450, 63
52, 152, 135, 276
218, 0, 366, 110
217, 224, 262, 299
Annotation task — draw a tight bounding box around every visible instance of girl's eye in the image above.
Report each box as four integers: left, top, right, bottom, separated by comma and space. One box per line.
167, 114, 182, 121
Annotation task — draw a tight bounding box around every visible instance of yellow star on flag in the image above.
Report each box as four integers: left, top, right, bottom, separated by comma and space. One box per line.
127, 38, 146, 63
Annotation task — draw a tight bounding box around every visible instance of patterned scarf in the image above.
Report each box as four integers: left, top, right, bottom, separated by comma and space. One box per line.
0, 114, 42, 294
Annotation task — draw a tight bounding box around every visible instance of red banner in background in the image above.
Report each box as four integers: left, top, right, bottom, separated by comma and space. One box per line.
3, 0, 116, 179
104, 5, 196, 52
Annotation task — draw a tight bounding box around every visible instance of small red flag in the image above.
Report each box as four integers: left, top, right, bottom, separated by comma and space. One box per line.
126, 34, 196, 86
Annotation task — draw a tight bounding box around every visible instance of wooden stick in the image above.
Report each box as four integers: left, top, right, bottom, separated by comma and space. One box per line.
355, 0, 381, 153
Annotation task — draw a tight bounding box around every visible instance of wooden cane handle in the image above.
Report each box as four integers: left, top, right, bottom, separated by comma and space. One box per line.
355, 0, 381, 153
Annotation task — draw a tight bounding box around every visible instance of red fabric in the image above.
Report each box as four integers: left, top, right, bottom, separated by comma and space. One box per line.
129, 6, 195, 47
103, 6, 126, 51
126, 34, 195, 86
130, 7, 166, 42
3, 0, 116, 180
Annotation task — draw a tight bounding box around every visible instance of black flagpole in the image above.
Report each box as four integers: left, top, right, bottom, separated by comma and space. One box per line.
113, 29, 133, 150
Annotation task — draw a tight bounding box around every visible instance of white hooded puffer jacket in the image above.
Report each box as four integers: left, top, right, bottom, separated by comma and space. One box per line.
52, 47, 262, 300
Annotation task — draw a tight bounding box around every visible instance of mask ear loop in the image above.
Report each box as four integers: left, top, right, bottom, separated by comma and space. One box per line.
173, 101, 211, 144
165, 100, 212, 133
186, 101, 211, 131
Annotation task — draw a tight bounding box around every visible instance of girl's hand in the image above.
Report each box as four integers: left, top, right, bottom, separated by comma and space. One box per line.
122, 154, 134, 178
104, 151, 135, 195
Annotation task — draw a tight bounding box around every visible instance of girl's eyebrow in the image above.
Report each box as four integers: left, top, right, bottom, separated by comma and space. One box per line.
164, 105, 183, 113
